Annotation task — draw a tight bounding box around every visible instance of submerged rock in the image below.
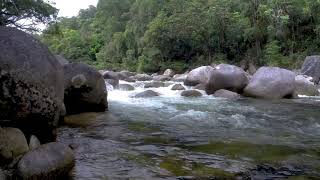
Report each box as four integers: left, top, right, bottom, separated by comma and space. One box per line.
213, 89, 241, 99
206, 64, 248, 94
18, 142, 75, 180
184, 66, 214, 86
244, 67, 295, 99
134, 90, 160, 98
295, 75, 319, 96
0, 27, 64, 143
63, 63, 108, 114
301, 56, 320, 84
0, 128, 29, 164
119, 84, 135, 91
171, 84, 186, 91
181, 90, 203, 97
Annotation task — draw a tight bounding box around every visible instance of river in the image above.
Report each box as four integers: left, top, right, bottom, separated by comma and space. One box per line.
58, 81, 320, 180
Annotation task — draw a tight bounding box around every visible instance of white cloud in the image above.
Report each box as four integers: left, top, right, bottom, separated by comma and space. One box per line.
52, 0, 98, 17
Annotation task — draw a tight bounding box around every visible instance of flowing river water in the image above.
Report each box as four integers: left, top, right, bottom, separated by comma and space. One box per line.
58, 81, 320, 180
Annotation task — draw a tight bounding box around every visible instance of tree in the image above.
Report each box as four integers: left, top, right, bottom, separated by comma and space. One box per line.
0, 0, 57, 31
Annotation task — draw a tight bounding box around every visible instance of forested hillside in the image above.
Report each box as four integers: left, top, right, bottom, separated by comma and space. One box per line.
41, 0, 320, 72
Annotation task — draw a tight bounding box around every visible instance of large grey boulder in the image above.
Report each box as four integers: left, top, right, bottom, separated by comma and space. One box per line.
0, 128, 29, 164
105, 78, 119, 88
244, 67, 295, 99
213, 89, 241, 99
181, 90, 203, 97
134, 90, 159, 98
295, 75, 319, 96
206, 64, 249, 94
184, 66, 214, 86
0, 27, 64, 143
102, 70, 119, 80
63, 63, 108, 114
172, 74, 187, 82
163, 69, 175, 77
134, 74, 153, 81
17, 142, 75, 180
301, 56, 320, 84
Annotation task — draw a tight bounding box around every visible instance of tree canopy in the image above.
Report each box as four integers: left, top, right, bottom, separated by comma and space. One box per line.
0, 0, 57, 31
41, 0, 320, 72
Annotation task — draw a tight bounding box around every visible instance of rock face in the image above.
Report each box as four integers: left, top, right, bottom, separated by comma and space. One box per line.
213, 89, 241, 99
0, 128, 29, 164
206, 64, 249, 94
134, 74, 153, 81
0, 27, 64, 143
184, 66, 214, 86
244, 67, 296, 99
144, 81, 165, 88
63, 63, 108, 114
163, 69, 175, 77
17, 142, 75, 180
134, 90, 159, 98
119, 84, 135, 91
295, 75, 319, 96
171, 84, 186, 90
181, 90, 203, 97
301, 56, 320, 84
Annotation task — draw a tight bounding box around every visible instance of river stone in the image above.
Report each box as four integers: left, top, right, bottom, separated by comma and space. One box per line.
171, 84, 186, 90
0, 128, 29, 164
194, 84, 206, 91
184, 66, 214, 86
63, 63, 108, 114
295, 75, 319, 96
206, 64, 249, 94
134, 90, 159, 98
29, 135, 41, 151
102, 71, 118, 80
134, 74, 153, 81
172, 74, 187, 82
54, 55, 69, 65
105, 78, 119, 88
17, 142, 75, 180
244, 67, 295, 99
163, 69, 175, 77
181, 90, 203, 97
213, 89, 241, 99
0, 27, 64, 143
144, 81, 165, 88
153, 75, 171, 81
119, 84, 135, 91
301, 56, 320, 84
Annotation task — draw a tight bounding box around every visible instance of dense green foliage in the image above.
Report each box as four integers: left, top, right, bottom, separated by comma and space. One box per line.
0, 0, 57, 31
42, 0, 320, 72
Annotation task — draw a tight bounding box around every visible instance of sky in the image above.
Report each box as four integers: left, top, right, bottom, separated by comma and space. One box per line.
52, 0, 99, 17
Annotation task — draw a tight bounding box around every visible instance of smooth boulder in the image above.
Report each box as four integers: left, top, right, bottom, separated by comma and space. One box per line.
184, 66, 214, 86
181, 90, 203, 97
153, 75, 171, 81
244, 67, 295, 99
63, 63, 108, 114
206, 64, 249, 94
0, 27, 64, 143
171, 84, 186, 90
172, 74, 187, 82
18, 142, 75, 180
105, 78, 119, 88
163, 69, 175, 77
213, 89, 241, 99
0, 128, 29, 164
295, 75, 319, 96
301, 56, 320, 84
134, 90, 159, 98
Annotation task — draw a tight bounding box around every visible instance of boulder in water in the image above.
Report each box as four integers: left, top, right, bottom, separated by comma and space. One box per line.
144, 81, 165, 88
63, 63, 108, 114
28, 135, 41, 151
102, 71, 119, 80
0, 127, 29, 164
134, 90, 160, 98
118, 70, 135, 80
171, 84, 186, 90
244, 67, 295, 99
124, 77, 136, 83
105, 78, 119, 89
181, 90, 203, 97
0, 27, 64, 143
295, 75, 319, 96
172, 74, 187, 82
17, 142, 75, 180
301, 56, 320, 84
206, 64, 249, 94
134, 74, 153, 81
163, 69, 175, 77
153, 75, 171, 81
119, 84, 135, 91
213, 89, 241, 99
194, 84, 206, 91
184, 66, 214, 86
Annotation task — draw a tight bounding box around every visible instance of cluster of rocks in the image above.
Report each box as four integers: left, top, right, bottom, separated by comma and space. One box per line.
0, 27, 108, 179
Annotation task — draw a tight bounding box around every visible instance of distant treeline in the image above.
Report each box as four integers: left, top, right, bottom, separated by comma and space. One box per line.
41, 0, 320, 72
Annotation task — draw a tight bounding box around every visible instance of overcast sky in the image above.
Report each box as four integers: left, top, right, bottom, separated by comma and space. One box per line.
52, 0, 98, 17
